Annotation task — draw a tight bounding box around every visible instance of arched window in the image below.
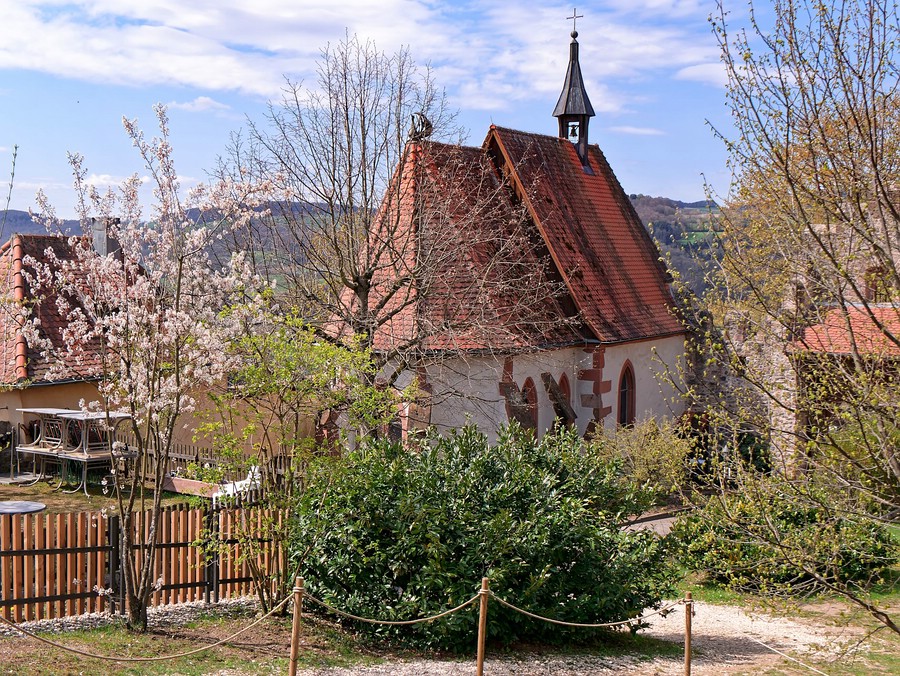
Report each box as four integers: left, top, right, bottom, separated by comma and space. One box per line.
522, 377, 539, 428
559, 372, 571, 405
617, 363, 635, 426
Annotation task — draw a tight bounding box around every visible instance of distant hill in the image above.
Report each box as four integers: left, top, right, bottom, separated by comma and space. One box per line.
5, 197, 718, 296
628, 194, 720, 297
0, 210, 81, 239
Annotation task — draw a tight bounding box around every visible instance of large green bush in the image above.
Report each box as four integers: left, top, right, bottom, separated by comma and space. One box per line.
289, 424, 676, 650
672, 477, 897, 595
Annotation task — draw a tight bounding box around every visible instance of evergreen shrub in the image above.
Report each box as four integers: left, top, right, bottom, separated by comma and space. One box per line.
289, 424, 677, 650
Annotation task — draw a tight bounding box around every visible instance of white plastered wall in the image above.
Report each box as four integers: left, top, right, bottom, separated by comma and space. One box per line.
421, 334, 686, 442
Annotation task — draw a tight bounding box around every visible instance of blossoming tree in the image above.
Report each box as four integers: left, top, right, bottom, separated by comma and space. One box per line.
26, 106, 267, 631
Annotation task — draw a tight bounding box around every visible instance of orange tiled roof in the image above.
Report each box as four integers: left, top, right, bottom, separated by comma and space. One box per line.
0, 233, 102, 384
364, 128, 683, 353
798, 304, 900, 357
487, 127, 684, 343
369, 142, 587, 353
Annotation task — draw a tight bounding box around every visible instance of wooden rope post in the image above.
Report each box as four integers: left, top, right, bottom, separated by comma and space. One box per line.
476, 577, 490, 676
288, 577, 304, 676
684, 591, 692, 676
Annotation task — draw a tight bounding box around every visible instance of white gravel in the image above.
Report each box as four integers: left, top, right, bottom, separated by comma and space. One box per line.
292, 601, 859, 676
0, 596, 259, 637
1, 597, 860, 674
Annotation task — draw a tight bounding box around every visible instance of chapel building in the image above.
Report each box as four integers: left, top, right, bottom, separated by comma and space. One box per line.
369, 29, 688, 440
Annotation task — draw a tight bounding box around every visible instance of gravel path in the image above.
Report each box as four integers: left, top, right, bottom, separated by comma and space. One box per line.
292, 601, 857, 676
0, 597, 260, 637
1, 597, 858, 674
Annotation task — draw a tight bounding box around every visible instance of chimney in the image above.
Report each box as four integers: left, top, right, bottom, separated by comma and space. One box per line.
92, 217, 122, 258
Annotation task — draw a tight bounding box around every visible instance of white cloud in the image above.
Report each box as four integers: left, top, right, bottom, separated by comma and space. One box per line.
85, 173, 136, 188
167, 96, 231, 112
0, 1, 722, 112
675, 62, 727, 87
605, 0, 710, 19
609, 126, 665, 136
0, 146, 9, 153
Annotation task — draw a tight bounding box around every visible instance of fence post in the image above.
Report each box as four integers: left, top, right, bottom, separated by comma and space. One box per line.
476, 577, 490, 676
684, 591, 692, 676
288, 577, 304, 676
203, 504, 220, 603
107, 514, 123, 616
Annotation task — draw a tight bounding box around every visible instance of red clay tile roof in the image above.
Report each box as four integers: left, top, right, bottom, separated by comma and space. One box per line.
798, 304, 900, 357
369, 142, 587, 353
365, 128, 683, 353
487, 127, 684, 343
0, 233, 102, 384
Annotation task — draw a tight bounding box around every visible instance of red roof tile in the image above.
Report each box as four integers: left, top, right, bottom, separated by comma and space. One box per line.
368, 143, 586, 353
0, 234, 102, 384
487, 127, 684, 343
364, 129, 684, 353
798, 305, 900, 357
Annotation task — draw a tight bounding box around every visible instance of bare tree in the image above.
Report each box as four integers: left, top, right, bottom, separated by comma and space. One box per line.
219, 35, 574, 388
683, 0, 900, 634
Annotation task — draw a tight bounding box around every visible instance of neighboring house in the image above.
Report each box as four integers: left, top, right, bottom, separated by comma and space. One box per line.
0, 233, 103, 437
368, 31, 688, 441
720, 205, 900, 472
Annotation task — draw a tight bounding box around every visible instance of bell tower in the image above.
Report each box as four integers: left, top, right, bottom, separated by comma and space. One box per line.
552, 23, 595, 168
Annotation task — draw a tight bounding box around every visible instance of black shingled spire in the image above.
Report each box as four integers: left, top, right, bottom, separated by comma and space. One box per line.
553, 30, 595, 168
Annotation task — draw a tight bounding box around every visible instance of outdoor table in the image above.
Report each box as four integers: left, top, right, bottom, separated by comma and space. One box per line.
0, 500, 47, 515
15, 408, 133, 496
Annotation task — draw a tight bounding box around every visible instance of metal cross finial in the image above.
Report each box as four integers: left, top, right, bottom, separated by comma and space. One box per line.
567, 8, 583, 32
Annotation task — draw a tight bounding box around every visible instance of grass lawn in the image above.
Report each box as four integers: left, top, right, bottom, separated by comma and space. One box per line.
0, 477, 194, 514
0, 610, 379, 675
0, 604, 685, 676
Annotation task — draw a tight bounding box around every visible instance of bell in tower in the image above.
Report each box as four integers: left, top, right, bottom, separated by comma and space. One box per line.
553, 25, 595, 169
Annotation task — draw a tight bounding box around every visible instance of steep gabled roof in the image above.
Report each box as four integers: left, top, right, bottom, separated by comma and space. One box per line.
364, 128, 684, 354
486, 126, 684, 343
798, 304, 900, 357
369, 142, 587, 353
0, 233, 102, 384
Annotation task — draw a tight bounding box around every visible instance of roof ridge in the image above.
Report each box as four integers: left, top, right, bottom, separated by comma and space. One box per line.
490, 126, 570, 144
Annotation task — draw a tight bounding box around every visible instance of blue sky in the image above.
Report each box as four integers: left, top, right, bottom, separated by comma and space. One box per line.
1, 0, 736, 216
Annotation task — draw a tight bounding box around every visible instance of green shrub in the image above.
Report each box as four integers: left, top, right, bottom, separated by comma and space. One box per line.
289, 424, 676, 650
588, 419, 693, 498
672, 477, 897, 595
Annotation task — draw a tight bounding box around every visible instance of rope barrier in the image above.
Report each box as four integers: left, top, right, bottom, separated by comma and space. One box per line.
304, 592, 482, 626
740, 633, 830, 675
488, 592, 685, 629
0, 592, 293, 663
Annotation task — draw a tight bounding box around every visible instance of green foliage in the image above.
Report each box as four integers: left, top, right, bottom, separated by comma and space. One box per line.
225, 309, 399, 436
183, 461, 227, 484
673, 476, 897, 596
588, 419, 693, 498
289, 424, 676, 650
814, 410, 900, 516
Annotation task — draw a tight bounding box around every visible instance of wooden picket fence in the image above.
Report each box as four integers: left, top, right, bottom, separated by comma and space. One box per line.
0, 504, 284, 622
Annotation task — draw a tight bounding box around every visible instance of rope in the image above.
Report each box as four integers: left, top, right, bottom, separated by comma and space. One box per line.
740, 633, 830, 676
304, 592, 481, 626
0, 592, 293, 663
488, 592, 685, 629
